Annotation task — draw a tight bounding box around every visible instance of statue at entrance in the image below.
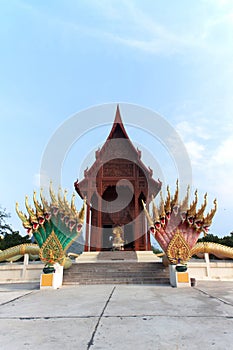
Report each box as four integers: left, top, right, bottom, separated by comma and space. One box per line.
112, 226, 124, 251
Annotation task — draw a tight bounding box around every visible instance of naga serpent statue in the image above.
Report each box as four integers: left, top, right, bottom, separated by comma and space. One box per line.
0, 182, 86, 269
142, 180, 233, 264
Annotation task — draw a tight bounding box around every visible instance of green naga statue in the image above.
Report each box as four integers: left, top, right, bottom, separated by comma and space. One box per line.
15, 182, 86, 268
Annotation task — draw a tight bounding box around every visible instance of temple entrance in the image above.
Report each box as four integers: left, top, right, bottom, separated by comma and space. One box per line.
102, 225, 113, 251
102, 184, 135, 251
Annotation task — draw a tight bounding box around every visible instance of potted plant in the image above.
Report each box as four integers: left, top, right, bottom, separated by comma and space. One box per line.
43, 263, 56, 274
175, 258, 187, 272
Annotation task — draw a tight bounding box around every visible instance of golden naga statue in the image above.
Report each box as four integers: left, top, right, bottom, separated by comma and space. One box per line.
13, 181, 86, 268
142, 180, 219, 264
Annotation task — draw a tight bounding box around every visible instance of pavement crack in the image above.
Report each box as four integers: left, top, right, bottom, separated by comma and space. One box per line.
0, 314, 232, 321
0, 291, 35, 307
0, 315, 100, 320
87, 286, 116, 350
194, 287, 233, 307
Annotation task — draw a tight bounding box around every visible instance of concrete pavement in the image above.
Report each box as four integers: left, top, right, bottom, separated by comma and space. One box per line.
0, 282, 233, 349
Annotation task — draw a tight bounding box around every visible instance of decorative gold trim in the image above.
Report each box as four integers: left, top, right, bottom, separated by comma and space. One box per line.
39, 230, 64, 264
167, 230, 191, 264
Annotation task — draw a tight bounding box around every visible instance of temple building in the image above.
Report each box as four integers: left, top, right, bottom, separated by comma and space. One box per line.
74, 106, 161, 252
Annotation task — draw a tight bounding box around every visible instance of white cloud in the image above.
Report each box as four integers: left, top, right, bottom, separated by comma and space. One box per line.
33, 173, 50, 190
184, 141, 205, 165
17, 0, 233, 60
212, 137, 233, 165
176, 121, 211, 141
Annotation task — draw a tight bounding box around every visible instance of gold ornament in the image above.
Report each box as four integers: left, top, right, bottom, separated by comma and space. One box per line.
167, 230, 191, 264
39, 230, 64, 264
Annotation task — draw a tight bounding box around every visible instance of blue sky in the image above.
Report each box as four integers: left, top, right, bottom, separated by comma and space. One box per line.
1, 0, 233, 238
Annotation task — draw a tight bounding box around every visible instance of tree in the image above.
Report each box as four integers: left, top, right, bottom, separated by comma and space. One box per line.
198, 233, 233, 247
0, 231, 31, 250
0, 206, 13, 237
0, 206, 31, 250
198, 233, 221, 244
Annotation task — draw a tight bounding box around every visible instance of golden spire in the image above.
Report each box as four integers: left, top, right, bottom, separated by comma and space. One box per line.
203, 198, 217, 226
25, 195, 38, 223
33, 191, 44, 217
71, 193, 78, 216
15, 202, 32, 229
63, 189, 72, 214
195, 193, 207, 222
171, 179, 179, 208
164, 185, 171, 214
152, 195, 160, 223
180, 185, 190, 213
40, 188, 50, 213
187, 189, 198, 217
58, 187, 65, 210
142, 200, 154, 227
78, 198, 86, 223
159, 191, 166, 218
49, 181, 59, 207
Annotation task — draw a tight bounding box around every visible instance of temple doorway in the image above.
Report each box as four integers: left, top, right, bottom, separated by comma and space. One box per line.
124, 223, 135, 250
102, 225, 113, 251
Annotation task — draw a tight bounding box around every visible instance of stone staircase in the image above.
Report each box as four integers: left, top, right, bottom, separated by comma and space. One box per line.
63, 252, 169, 285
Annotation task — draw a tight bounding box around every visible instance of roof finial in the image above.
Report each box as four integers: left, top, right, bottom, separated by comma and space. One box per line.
107, 104, 129, 140
114, 104, 123, 124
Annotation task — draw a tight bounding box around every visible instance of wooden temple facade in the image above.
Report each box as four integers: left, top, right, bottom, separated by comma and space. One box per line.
74, 106, 161, 251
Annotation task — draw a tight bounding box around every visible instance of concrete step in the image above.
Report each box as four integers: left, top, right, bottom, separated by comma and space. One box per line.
64, 278, 169, 285
75, 251, 160, 263
63, 261, 169, 285
97, 251, 137, 261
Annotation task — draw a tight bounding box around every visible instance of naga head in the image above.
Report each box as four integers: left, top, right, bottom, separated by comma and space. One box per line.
40, 188, 51, 221
25, 195, 39, 231
49, 181, 59, 216
33, 191, 45, 225
164, 185, 171, 220
68, 195, 86, 233
15, 202, 33, 237
179, 185, 190, 222
151, 196, 161, 230
194, 193, 207, 230
141, 200, 155, 234
171, 179, 179, 216
186, 190, 198, 226
201, 199, 217, 235
159, 191, 166, 226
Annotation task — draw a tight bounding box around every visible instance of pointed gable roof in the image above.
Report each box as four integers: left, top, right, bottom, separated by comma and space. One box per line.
107, 104, 129, 140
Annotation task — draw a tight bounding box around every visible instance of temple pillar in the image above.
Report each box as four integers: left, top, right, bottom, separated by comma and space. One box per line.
84, 203, 90, 252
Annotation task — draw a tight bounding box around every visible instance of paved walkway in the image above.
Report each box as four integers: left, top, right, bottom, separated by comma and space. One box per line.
0, 281, 233, 349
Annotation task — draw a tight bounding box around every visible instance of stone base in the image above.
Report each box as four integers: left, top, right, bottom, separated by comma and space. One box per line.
169, 264, 191, 287
40, 264, 63, 289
